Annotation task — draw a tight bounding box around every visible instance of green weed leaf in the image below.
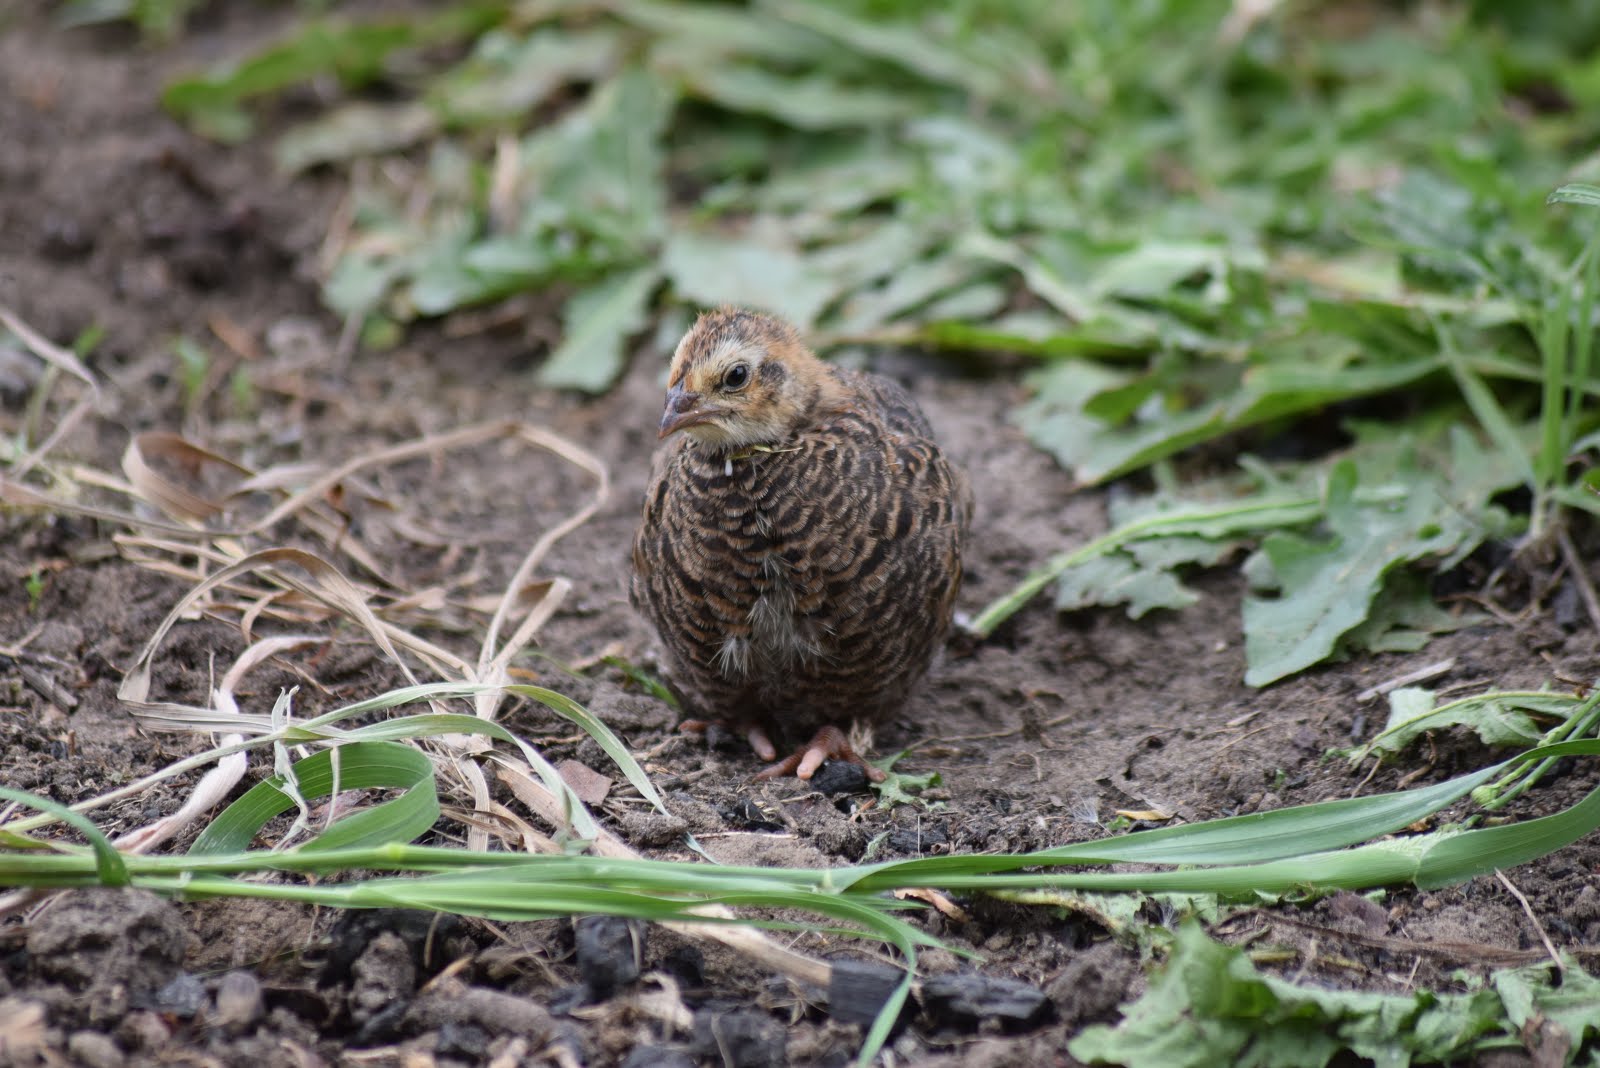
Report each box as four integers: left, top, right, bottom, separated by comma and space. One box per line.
663, 230, 838, 326
538, 267, 661, 393
1243, 434, 1521, 686
1070, 922, 1510, 1067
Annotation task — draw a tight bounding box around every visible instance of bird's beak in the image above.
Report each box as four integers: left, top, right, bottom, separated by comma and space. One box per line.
659, 386, 714, 439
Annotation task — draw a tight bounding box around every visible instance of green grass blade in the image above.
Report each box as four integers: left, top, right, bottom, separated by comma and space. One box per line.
509, 684, 671, 815
0, 786, 128, 887
189, 741, 437, 856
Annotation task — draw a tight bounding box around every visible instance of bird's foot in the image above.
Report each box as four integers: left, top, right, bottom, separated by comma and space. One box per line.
752, 725, 887, 783
679, 719, 780, 761
679, 720, 886, 783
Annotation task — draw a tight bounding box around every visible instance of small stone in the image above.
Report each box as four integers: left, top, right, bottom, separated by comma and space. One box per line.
617, 810, 689, 847
67, 1030, 124, 1068
690, 1008, 786, 1068
152, 972, 206, 1018
719, 798, 784, 833
888, 823, 949, 855
115, 1009, 172, 1052
619, 1046, 697, 1068
213, 970, 263, 1034
919, 972, 1053, 1033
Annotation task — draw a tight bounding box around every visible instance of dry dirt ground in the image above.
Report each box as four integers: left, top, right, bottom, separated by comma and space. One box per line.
3, 7, 1600, 1068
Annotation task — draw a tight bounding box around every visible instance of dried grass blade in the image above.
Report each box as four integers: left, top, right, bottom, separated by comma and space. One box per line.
0, 306, 100, 479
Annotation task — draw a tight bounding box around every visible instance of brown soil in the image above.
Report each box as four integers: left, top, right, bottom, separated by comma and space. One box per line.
3, 7, 1599, 1067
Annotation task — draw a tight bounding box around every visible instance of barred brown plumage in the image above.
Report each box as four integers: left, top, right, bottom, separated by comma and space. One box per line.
630, 308, 973, 781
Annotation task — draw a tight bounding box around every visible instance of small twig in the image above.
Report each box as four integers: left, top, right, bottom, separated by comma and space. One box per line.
917, 709, 1080, 749
1495, 869, 1564, 973
1350, 757, 1383, 798
1214, 724, 1275, 755
1264, 911, 1597, 966
1556, 526, 1600, 637
1356, 658, 1456, 703
16, 665, 77, 710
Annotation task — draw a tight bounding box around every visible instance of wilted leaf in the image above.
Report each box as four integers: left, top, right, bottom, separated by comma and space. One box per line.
427, 28, 620, 128
275, 101, 438, 173
1055, 551, 1201, 619
1070, 922, 1510, 1067
760, 0, 1009, 99
833, 255, 988, 333
1016, 349, 1446, 485
1342, 571, 1483, 655
1357, 687, 1564, 761
163, 7, 503, 141
1494, 958, 1600, 1050
681, 66, 922, 129
515, 66, 674, 252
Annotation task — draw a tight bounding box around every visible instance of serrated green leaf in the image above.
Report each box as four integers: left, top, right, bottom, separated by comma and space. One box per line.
1016, 351, 1446, 486
833, 255, 987, 333
759, 0, 1009, 99
516, 66, 674, 250
1357, 688, 1570, 761
162, 7, 505, 139
1242, 437, 1521, 686
538, 267, 661, 393
1070, 922, 1509, 1068
1494, 959, 1600, 1050
1054, 552, 1201, 619
1342, 569, 1485, 655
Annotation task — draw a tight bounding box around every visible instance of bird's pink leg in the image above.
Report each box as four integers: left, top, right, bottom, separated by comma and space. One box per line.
753, 725, 887, 783
677, 719, 778, 761
681, 721, 882, 782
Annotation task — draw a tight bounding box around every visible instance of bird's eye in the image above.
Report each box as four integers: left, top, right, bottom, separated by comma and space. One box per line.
722, 363, 750, 391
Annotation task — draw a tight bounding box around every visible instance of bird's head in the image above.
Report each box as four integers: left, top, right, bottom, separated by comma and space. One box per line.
658, 308, 838, 451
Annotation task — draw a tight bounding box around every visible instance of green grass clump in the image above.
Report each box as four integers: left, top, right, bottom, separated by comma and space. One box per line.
6, 692, 1600, 1064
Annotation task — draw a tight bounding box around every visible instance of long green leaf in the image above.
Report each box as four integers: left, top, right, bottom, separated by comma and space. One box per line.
0, 786, 128, 887
189, 741, 437, 856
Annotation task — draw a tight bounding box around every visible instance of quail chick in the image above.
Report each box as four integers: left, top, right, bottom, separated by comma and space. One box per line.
630, 308, 972, 781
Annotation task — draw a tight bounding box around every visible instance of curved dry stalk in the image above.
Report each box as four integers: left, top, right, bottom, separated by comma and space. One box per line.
120, 548, 425, 709
0, 306, 101, 480
490, 755, 835, 989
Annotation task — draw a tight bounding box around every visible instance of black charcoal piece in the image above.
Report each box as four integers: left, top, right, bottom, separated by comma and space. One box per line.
690, 1008, 787, 1068
809, 760, 872, 796
827, 958, 911, 1031
920, 972, 1053, 1033
575, 915, 644, 999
